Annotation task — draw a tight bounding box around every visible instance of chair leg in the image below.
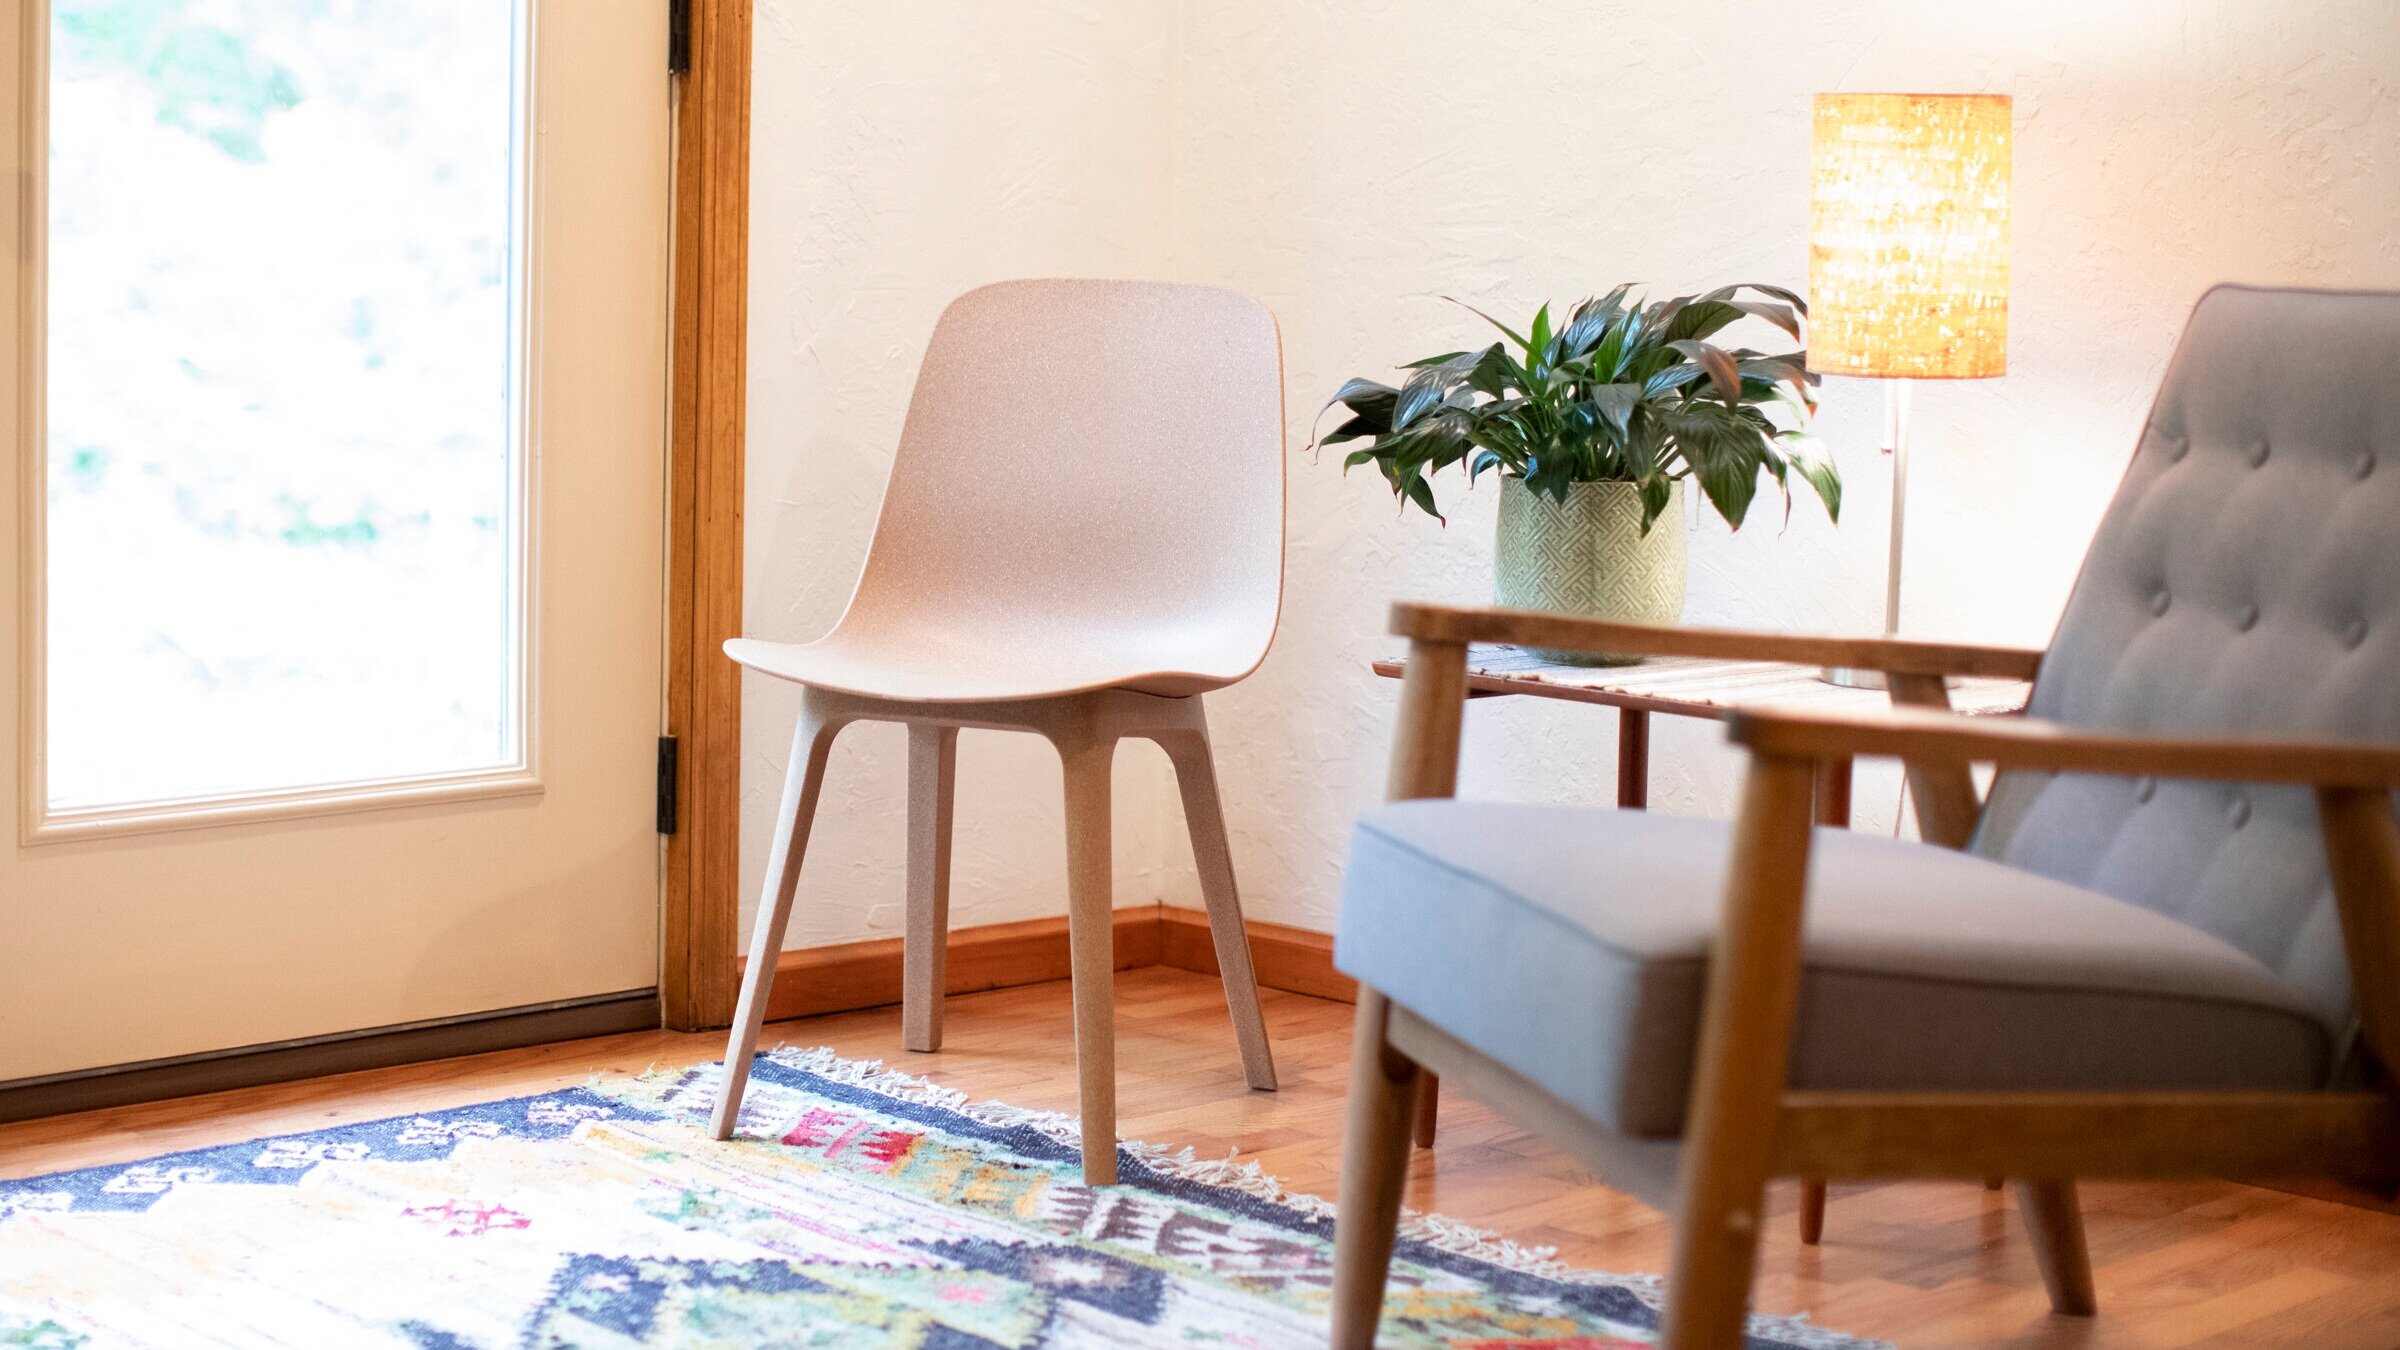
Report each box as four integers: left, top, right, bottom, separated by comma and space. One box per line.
903, 724, 959, 1054
2016, 1180, 2098, 1316
1413, 1074, 1439, 1147
1331, 988, 1422, 1350
1797, 1181, 1827, 1245
1155, 720, 1277, 1091
1058, 732, 1121, 1185
710, 697, 844, 1140
1662, 754, 1817, 1350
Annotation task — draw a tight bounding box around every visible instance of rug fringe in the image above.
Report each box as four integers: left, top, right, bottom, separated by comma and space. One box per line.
654, 1047, 1888, 1350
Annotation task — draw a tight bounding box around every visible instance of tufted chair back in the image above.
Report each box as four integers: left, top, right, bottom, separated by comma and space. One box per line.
1973, 286, 2400, 1054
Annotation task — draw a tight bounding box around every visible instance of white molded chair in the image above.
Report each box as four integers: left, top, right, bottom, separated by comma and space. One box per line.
709, 279, 1286, 1183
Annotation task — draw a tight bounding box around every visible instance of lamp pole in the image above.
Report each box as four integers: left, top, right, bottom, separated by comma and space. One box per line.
1823, 376, 1911, 689
1882, 375, 1912, 637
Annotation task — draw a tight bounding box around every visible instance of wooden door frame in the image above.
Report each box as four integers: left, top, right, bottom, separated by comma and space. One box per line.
662, 0, 750, 1031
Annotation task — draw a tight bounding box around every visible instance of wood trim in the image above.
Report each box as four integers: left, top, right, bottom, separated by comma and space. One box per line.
1730, 704, 2400, 787
662, 0, 752, 1031
0, 991, 661, 1125
1387, 602, 2048, 680
1160, 904, 1356, 1003
743, 902, 1358, 1024
1774, 1091, 2400, 1185
1887, 671, 1981, 849
748, 909, 1163, 1023
2317, 785, 2400, 1083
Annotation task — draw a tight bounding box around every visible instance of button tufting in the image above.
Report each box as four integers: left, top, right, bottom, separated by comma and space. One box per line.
2235, 604, 2259, 632
2227, 795, 2252, 829
2345, 619, 2370, 649
2133, 777, 2156, 804
2358, 451, 2378, 481
2149, 588, 2172, 617
2246, 439, 2271, 468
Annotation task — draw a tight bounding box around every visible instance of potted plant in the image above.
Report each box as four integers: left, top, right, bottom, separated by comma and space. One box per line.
1317, 283, 1839, 664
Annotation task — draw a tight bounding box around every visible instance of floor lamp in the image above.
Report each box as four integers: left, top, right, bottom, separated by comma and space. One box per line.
1810, 93, 2012, 689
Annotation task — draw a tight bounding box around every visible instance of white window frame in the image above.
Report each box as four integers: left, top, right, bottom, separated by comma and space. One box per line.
14, 0, 548, 842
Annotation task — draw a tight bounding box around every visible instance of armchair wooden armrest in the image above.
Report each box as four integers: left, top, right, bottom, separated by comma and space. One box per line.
1726, 704, 2400, 789
1389, 601, 2047, 680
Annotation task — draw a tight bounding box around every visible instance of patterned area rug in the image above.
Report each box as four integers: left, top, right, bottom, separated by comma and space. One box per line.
0, 1048, 1883, 1349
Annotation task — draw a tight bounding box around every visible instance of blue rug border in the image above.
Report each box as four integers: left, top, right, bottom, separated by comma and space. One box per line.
1, 1053, 1827, 1349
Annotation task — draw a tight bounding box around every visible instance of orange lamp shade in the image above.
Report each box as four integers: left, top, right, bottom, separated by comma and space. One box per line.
1809, 93, 2011, 379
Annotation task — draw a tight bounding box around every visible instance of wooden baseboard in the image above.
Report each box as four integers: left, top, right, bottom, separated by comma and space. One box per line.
1157, 904, 1357, 1003
749, 908, 1163, 1023
0, 990, 662, 1125
743, 903, 1352, 1024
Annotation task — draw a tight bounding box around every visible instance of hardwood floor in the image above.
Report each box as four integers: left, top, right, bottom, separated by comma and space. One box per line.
5, 969, 2398, 1348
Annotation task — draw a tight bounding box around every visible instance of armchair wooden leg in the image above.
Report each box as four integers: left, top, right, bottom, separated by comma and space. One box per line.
1155, 719, 1277, 1091
1332, 988, 1422, 1350
903, 725, 959, 1054
1058, 732, 1121, 1185
1796, 755, 1850, 1243
2016, 1180, 2097, 1316
1383, 636, 1469, 1156
1664, 754, 1817, 1350
711, 697, 844, 1140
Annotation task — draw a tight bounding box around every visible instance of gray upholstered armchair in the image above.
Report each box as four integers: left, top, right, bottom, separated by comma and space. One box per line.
1328, 285, 2400, 1349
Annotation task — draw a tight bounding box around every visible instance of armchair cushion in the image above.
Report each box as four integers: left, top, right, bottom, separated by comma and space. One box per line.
1335, 800, 2337, 1138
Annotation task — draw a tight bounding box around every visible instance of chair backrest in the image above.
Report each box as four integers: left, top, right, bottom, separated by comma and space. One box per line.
837, 279, 1285, 683
1975, 285, 2400, 1041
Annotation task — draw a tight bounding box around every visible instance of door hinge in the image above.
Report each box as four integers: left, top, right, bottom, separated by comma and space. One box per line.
668, 0, 691, 76
656, 736, 680, 835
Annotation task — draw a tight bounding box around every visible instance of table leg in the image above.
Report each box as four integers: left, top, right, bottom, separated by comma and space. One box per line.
1812, 753, 1853, 827
1617, 708, 1650, 810
1797, 752, 1853, 1244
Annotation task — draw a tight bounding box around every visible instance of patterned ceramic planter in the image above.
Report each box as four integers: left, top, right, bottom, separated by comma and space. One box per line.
1494, 477, 1686, 665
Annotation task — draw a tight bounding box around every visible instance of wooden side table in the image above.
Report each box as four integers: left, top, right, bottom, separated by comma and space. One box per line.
1368, 643, 2029, 1241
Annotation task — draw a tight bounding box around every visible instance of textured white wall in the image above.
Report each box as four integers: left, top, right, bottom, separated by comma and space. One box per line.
745, 0, 2400, 948
739, 2, 1184, 950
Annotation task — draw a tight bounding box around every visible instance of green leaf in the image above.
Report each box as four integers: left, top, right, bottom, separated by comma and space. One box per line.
1320, 412, 1386, 446
1782, 434, 1842, 523
1467, 343, 1520, 399
1392, 356, 1475, 428
1742, 282, 1810, 317
1526, 302, 1554, 367
1666, 339, 1744, 403
1662, 300, 1743, 344
1443, 296, 1529, 349
1637, 474, 1674, 533
1402, 473, 1443, 522
1669, 405, 1766, 529
1323, 376, 1396, 410
1560, 284, 1632, 355
1307, 379, 1396, 454
1587, 382, 1641, 431
1725, 299, 1802, 340
1642, 365, 1704, 398
1736, 356, 1813, 397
